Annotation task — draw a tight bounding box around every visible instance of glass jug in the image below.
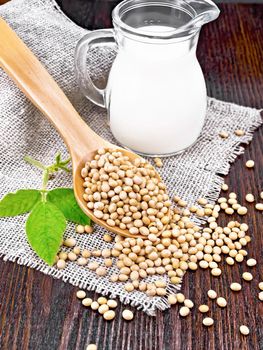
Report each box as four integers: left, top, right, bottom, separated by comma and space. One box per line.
75, 0, 220, 156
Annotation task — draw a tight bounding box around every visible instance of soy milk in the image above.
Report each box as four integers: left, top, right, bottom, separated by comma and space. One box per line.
106, 25, 207, 155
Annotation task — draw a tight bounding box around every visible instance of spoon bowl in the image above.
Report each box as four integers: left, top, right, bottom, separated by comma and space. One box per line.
73, 148, 165, 238
0, 18, 167, 239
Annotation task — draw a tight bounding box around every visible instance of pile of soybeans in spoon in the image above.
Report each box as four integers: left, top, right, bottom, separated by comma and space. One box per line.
81, 148, 171, 236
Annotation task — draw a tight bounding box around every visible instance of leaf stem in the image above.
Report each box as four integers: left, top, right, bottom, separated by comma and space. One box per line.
42, 170, 49, 190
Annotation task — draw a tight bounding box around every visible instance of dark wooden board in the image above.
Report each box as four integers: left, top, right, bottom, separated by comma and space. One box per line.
0, 2, 263, 350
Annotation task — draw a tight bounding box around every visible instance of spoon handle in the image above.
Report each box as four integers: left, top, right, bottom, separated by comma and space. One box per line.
0, 18, 103, 161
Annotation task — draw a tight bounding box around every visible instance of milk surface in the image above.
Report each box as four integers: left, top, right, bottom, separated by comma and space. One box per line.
106, 25, 207, 155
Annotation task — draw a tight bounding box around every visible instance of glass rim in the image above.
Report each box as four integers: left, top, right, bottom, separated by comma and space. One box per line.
112, 0, 199, 40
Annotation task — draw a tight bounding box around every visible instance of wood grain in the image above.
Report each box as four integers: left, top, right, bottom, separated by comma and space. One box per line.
0, 2, 263, 350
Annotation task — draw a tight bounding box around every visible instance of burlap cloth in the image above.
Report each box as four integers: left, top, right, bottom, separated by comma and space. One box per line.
0, 0, 262, 315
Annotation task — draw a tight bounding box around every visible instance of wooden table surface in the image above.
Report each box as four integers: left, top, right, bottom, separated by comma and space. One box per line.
0, 2, 263, 350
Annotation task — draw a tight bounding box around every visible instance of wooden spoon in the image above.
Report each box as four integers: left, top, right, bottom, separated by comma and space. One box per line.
0, 18, 167, 238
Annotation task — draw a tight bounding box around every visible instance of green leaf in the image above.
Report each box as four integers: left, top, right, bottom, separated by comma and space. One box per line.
47, 188, 91, 225
24, 155, 46, 170
55, 152, 61, 164
0, 189, 41, 217
26, 201, 66, 265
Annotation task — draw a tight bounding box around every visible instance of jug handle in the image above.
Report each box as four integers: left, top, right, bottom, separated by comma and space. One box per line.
74, 29, 115, 108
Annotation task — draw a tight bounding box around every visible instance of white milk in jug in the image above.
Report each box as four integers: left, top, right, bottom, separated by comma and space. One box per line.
106, 25, 207, 155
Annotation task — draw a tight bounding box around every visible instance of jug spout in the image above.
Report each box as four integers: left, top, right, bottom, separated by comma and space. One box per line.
184, 0, 220, 31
